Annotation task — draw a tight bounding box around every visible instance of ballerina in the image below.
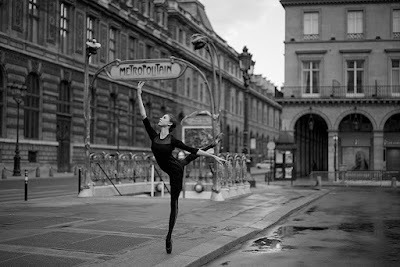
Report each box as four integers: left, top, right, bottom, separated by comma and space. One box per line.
136, 81, 225, 254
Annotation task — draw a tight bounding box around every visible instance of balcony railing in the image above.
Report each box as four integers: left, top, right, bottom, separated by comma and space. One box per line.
277, 85, 400, 99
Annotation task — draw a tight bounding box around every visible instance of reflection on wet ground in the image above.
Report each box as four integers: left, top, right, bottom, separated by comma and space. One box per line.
205, 188, 400, 266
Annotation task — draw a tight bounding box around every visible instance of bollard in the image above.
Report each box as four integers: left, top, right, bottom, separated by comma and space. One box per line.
49, 166, 54, 177
78, 168, 82, 193
35, 167, 40, 177
2, 167, 7, 179
315, 176, 322, 189
24, 170, 28, 201
391, 177, 397, 188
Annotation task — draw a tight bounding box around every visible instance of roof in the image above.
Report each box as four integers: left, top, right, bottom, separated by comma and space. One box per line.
280, 0, 399, 6
176, 0, 213, 31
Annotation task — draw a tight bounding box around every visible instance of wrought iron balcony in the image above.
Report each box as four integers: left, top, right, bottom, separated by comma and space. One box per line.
276, 85, 400, 99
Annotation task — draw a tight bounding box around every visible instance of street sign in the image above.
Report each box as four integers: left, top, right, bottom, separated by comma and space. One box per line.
250, 138, 256, 149
267, 141, 276, 150
109, 59, 187, 81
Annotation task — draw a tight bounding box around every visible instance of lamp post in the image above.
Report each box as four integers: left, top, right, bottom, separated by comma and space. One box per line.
9, 83, 26, 176
82, 38, 101, 190
170, 56, 223, 200
238, 46, 255, 156
191, 33, 222, 146
333, 135, 338, 181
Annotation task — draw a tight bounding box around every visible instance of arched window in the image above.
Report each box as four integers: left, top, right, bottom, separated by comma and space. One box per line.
24, 73, 40, 139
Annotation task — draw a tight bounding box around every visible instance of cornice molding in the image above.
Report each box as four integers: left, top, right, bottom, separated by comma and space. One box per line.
295, 50, 327, 55
339, 49, 372, 54
384, 48, 400, 53
281, 0, 399, 6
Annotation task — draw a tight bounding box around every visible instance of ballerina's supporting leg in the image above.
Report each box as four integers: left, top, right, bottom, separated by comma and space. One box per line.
166, 196, 178, 254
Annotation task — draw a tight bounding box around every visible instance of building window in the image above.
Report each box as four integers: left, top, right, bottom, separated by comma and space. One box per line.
393, 9, 400, 39
303, 12, 319, 40
128, 98, 136, 146
156, 9, 164, 26
346, 60, 364, 95
199, 83, 204, 102
186, 78, 191, 97
60, 3, 69, 54
129, 37, 136, 59
0, 70, 3, 136
178, 28, 183, 43
24, 73, 40, 139
28, 151, 37, 162
392, 59, 400, 95
28, 0, 39, 43
302, 61, 320, 94
86, 16, 95, 63
178, 77, 184, 95
108, 93, 117, 145
146, 44, 153, 58
86, 16, 94, 41
347, 11, 363, 39
109, 27, 117, 61
138, 42, 144, 59
230, 90, 235, 113
239, 93, 243, 116
57, 81, 70, 115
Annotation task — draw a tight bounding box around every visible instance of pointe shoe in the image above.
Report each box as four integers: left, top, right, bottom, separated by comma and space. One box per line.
166, 239, 172, 254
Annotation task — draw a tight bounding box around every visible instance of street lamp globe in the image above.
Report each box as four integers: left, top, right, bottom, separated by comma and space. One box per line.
191, 33, 208, 50
239, 46, 252, 72
86, 38, 101, 56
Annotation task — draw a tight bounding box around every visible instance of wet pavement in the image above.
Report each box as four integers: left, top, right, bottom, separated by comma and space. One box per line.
205, 187, 400, 267
0, 184, 327, 267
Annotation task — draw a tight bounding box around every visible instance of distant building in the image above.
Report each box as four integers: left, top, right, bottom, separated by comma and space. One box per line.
0, 0, 280, 174
279, 0, 400, 177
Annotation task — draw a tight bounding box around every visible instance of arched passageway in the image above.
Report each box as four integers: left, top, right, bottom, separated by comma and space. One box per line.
294, 113, 328, 177
338, 113, 373, 170
384, 113, 400, 172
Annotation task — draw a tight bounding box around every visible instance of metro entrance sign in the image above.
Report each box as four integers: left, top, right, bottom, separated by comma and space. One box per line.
109, 59, 187, 81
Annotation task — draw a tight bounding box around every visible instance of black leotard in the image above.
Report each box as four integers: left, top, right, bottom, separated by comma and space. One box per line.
143, 117, 198, 198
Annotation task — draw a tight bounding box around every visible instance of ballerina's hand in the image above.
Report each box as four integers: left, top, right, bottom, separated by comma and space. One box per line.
137, 81, 145, 94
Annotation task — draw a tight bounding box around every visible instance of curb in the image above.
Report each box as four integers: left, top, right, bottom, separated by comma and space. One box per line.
155, 189, 330, 267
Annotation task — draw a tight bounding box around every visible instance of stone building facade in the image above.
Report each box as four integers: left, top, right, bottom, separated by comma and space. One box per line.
0, 0, 281, 175
279, 0, 400, 177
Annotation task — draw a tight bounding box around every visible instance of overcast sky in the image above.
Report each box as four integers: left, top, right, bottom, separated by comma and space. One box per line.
199, 0, 285, 87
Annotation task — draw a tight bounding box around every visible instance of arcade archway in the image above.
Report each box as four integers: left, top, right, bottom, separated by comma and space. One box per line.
338, 113, 373, 170
384, 113, 400, 172
294, 113, 329, 177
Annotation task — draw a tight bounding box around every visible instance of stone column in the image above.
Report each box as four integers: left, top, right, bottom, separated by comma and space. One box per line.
373, 131, 384, 170
328, 131, 339, 173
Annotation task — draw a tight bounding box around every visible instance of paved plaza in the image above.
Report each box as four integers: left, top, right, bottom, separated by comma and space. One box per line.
0, 179, 327, 267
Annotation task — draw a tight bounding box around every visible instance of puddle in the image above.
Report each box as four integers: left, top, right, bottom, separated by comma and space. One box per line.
243, 237, 290, 253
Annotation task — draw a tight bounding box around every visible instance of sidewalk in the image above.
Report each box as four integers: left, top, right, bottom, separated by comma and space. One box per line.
0, 183, 328, 267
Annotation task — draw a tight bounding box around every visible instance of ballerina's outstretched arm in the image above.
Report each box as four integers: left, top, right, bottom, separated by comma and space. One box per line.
137, 81, 147, 119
